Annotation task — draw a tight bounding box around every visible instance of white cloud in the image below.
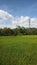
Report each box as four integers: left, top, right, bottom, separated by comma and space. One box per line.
0, 10, 14, 20
0, 10, 37, 28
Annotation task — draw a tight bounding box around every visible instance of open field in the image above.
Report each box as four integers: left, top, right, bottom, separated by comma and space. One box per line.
0, 35, 37, 65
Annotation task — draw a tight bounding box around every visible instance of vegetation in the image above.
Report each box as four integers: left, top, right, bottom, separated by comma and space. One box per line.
0, 36, 37, 65
0, 26, 37, 36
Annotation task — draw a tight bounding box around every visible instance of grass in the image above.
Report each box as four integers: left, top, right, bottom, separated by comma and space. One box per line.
0, 35, 37, 65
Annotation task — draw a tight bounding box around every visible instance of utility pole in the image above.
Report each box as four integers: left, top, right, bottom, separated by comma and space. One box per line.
29, 18, 30, 28
29, 18, 31, 34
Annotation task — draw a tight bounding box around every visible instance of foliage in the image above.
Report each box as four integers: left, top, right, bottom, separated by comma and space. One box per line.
0, 27, 37, 36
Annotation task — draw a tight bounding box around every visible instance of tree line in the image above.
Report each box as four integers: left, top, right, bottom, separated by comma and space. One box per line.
0, 26, 37, 36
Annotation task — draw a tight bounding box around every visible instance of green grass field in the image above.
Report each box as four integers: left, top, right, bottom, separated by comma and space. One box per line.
0, 36, 37, 65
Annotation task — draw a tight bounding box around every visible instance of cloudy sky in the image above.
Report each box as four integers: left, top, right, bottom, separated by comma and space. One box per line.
0, 0, 37, 28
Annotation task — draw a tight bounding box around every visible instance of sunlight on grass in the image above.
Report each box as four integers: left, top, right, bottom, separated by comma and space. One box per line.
0, 35, 37, 65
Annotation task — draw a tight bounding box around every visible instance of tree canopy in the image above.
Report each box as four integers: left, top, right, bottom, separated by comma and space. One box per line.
0, 27, 37, 36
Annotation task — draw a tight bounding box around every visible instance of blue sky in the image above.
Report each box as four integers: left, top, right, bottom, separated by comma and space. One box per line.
0, 0, 37, 28
0, 0, 37, 17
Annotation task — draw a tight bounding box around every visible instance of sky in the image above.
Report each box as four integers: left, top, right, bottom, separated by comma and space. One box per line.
0, 0, 37, 28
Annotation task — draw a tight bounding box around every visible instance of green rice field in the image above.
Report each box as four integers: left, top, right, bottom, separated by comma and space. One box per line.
0, 36, 37, 65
